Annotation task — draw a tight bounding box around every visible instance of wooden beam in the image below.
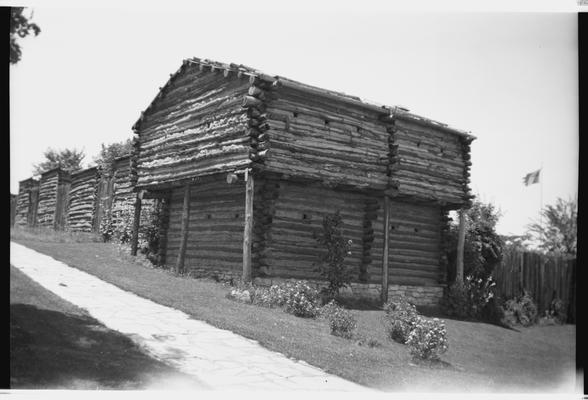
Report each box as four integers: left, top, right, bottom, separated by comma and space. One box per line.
242, 170, 254, 282
130, 190, 143, 256
176, 184, 191, 274
381, 196, 390, 304
456, 207, 466, 283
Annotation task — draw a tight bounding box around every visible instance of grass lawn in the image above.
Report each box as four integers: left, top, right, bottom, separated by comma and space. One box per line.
10, 264, 205, 389
11, 234, 577, 392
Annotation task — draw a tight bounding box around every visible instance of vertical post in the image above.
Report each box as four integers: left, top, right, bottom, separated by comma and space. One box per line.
456, 207, 466, 283
130, 190, 143, 256
176, 184, 191, 274
242, 169, 254, 282
381, 196, 390, 304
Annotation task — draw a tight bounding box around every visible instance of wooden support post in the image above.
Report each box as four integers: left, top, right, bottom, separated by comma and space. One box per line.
456, 207, 466, 283
130, 190, 143, 256
176, 184, 191, 274
381, 196, 390, 304
242, 169, 254, 282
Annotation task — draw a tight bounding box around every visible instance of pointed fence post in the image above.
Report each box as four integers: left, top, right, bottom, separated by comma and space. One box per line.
242, 169, 254, 282
176, 184, 191, 274
381, 196, 390, 304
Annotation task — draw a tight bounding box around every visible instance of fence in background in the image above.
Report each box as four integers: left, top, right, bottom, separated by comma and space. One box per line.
493, 248, 576, 323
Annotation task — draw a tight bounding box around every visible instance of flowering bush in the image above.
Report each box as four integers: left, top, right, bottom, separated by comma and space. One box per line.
327, 304, 357, 339
503, 290, 538, 326
443, 275, 496, 319
229, 280, 320, 317
253, 284, 289, 308
283, 281, 320, 318
406, 317, 449, 361
383, 297, 419, 344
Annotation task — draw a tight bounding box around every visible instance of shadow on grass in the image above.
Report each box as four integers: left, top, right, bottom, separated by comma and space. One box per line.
10, 303, 200, 389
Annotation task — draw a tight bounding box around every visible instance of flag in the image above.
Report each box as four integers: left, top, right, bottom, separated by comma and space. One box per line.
523, 169, 540, 186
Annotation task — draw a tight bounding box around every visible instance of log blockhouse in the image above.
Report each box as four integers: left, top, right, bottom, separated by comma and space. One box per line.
131, 58, 475, 305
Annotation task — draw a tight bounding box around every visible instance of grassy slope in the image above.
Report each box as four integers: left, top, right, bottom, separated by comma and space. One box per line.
12, 238, 577, 392
10, 265, 204, 389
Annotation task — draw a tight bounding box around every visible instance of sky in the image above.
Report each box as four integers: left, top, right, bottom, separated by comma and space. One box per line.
8, 2, 579, 237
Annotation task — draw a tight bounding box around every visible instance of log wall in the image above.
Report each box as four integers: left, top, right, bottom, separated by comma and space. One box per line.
391, 117, 472, 206
134, 64, 252, 189
110, 156, 135, 226
369, 199, 443, 286
66, 167, 99, 232
264, 181, 367, 281
14, 179, 39, 227
36, 169, 70, 229
262, 87, 390, 190
164, 176, 245, 278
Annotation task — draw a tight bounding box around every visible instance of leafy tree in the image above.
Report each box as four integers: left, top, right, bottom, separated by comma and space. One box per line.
501, 234, 532, 252
10, 7, 41, 65
33, 148, 85, 175
446, 198, 504, 281
93, 139, 132, 173
527, 197, 577, 256
314, 211, 353, 297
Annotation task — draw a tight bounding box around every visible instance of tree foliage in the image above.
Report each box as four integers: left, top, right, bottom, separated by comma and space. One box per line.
526, 197, 577, 256
446, 198, 504, 281
314, 211, 353, 297
32, 148, 85, 176
10, 7, 41, 64
93, 139, 132, 173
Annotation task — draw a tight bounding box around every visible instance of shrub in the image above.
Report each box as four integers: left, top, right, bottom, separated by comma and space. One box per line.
317, 299, 340, 320
283, 281, 320, 318
314, 211, 353, 298
327, 304, 357, 339
544, 298, 566, 324
503, 290, 538, 326
406, 317, 449, 361
442, 275, 496, 320
383, 297, 419, 344
252, 284, 289, 308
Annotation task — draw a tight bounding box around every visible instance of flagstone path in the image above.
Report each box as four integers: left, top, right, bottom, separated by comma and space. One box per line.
10, 241, 368, 391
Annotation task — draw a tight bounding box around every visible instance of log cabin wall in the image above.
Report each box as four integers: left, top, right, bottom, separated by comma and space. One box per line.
390, 114, 473, 206
14, 178, 39, 227
164, 175, 245, 279
36, 169, 69, 228
368, 199, 443, 287
132, 62, 252, 190
261, 87, 390, 191
264, 180, 367, 281
66, 167, 99, 232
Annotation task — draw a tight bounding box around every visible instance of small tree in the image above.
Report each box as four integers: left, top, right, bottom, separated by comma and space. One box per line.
527, 197, 577, 256
446, 198, 504, 281
315, 211, 353, 298
32, 148, 85, 175
93, 139, 132, 173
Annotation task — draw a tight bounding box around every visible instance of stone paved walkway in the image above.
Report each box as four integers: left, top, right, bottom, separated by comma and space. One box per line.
10, 242, 368, 391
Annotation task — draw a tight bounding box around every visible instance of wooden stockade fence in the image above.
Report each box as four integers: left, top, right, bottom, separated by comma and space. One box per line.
493, 249, 576, 323
14, 155, 154, 238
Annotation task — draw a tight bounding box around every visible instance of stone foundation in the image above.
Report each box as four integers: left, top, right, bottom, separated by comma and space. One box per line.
252, 277, 445, 307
